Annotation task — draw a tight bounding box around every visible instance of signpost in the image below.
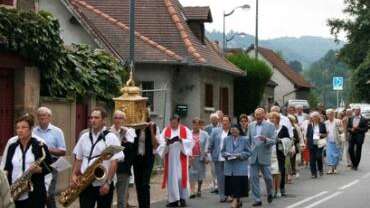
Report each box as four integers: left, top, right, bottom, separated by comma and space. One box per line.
333, 77, 344, 108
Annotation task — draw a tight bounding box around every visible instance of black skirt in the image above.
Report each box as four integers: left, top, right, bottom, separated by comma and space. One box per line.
225, 176, 249, 198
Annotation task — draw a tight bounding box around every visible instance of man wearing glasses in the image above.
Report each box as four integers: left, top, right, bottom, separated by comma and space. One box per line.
110, 110, 136, 208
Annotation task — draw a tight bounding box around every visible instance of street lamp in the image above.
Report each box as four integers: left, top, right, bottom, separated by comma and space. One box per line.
223, 4, 250, 54
225, 32, 247, 49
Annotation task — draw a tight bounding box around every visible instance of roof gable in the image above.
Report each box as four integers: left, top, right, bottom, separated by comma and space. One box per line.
250, 46, 312, 88
183, 6, 212, 22
66, 0, 244, 75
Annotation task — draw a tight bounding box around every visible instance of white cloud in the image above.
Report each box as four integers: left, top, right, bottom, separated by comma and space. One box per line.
180, 0, 346, 40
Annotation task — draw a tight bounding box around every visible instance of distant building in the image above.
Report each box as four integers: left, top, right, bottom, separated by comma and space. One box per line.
247, 45, 312, 106
38, 0, 245, 127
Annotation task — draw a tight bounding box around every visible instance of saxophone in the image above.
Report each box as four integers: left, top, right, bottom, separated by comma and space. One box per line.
58, 145, 124, 207
10, 145, 46, 200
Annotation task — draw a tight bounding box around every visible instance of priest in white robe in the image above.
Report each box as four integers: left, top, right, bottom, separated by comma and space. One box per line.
157, 115, 194, 207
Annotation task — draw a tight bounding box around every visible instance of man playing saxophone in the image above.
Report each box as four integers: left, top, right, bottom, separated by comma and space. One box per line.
1, 113, 52, 208
71, 107, 124, 208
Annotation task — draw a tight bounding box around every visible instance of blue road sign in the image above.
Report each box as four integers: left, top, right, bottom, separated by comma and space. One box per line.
333, 77, 344, 90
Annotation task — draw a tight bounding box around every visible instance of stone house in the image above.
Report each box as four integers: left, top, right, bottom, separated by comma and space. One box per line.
247, 45, 312, 106
38, 0, 245, 127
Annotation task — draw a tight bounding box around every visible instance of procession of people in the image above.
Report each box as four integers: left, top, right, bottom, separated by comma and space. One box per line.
0, 103, 368, 208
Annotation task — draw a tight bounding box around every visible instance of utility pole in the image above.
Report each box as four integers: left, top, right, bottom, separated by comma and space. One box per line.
255, 0, 259, 59
223, 11, 226, 54
129, 0, 135, 70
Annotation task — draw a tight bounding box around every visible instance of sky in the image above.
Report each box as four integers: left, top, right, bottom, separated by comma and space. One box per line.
179, 0, 346, 40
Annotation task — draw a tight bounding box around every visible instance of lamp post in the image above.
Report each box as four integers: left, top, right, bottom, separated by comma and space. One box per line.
223, 4, 250, 54
225, 32, 247, 49
255, 0, 259, 59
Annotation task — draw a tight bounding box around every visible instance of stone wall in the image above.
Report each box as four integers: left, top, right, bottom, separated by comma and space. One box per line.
13, 66, 40, 118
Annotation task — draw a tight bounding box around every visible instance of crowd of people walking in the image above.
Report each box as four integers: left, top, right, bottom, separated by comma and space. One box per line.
0, 103, 368, 208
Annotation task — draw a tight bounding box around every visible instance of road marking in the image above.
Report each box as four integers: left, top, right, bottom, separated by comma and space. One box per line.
303, 192, 342, 208
361, 172, 370, 179
338, 180, 359, 190
286, 191, 328, 208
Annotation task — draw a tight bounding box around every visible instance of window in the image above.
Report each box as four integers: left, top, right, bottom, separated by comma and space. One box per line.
219, 87, 229, 115
205, 84, 213, 107
142, 81, 154, 111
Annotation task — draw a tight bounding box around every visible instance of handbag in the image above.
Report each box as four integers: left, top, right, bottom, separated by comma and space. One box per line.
317, 138, 327, 148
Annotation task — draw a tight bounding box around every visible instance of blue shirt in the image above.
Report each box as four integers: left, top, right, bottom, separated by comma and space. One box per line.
33, 123, 66, 151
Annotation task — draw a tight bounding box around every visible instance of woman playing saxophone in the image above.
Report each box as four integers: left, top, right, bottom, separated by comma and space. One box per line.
1, 113, 52, 208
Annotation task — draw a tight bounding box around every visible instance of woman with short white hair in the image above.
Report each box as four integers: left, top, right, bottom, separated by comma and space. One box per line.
325, 109, 344, 174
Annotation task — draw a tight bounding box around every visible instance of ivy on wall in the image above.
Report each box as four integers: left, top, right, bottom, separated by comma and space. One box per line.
0, 8, 125, 102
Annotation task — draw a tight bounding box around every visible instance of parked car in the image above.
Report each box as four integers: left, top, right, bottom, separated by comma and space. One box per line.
286, 99, 310, 113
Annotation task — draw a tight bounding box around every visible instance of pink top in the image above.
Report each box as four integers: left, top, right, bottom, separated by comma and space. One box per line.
192, 133, 201, 156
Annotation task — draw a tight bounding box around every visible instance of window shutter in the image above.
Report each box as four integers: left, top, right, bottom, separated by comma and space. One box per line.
205, 84, 213, 107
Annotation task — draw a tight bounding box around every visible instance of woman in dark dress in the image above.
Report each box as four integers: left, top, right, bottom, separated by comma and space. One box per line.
221, 125, 251, 208
269, 112, 291, 197
1, 114, 52, 208
306, 111, 327, 178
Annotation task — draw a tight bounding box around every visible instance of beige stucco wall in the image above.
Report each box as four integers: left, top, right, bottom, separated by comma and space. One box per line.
199, 67, 235, 121
38, 0, 97, 47
134, 63, 235, 128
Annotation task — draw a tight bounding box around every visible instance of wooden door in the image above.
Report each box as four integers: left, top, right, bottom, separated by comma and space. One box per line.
0, 69, 14, 154
75, 103, 88, 140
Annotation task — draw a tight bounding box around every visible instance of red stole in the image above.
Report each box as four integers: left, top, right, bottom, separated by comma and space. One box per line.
162, 125, 188, 189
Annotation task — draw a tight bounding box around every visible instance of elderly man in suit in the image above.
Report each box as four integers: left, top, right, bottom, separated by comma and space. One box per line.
348, 106, 369, 170
208, 115, 231, 202
248, 108, 276, 207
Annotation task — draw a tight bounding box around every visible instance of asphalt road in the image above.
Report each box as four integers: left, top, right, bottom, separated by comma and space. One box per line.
152, 133, 370, 208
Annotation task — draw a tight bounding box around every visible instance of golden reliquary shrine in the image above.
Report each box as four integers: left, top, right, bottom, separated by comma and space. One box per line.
114, 70, 148, 129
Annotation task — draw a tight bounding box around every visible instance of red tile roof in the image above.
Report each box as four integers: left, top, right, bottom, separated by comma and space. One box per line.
183, 6, 212, 22
253, 46, 312, 89
66, 0, 244, 76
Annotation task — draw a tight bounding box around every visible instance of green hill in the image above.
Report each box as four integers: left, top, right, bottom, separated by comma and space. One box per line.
207, 30, 344, 68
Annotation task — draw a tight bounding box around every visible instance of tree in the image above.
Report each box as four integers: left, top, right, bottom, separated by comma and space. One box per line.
328, 0, 370, 102
351, 52, 370, 102
289, 60, 303, 73
308, 91, 320, 109
304, 50, 351, 107
227, 53, 272, 115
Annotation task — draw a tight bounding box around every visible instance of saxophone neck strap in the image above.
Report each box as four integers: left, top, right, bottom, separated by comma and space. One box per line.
87, 130, 110, 163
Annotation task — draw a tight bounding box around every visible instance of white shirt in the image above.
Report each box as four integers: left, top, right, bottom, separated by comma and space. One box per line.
73, 127, 124, 186
296, 113, 306, 127
256, 123, 263, 136
353, 116, 361, 128
0, 136, 45, 200
313, 124, 320, 140
110, 125, 136, 143
280, 114, 294, 138
326, 120, 336, 142
218, 130, 229, 161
